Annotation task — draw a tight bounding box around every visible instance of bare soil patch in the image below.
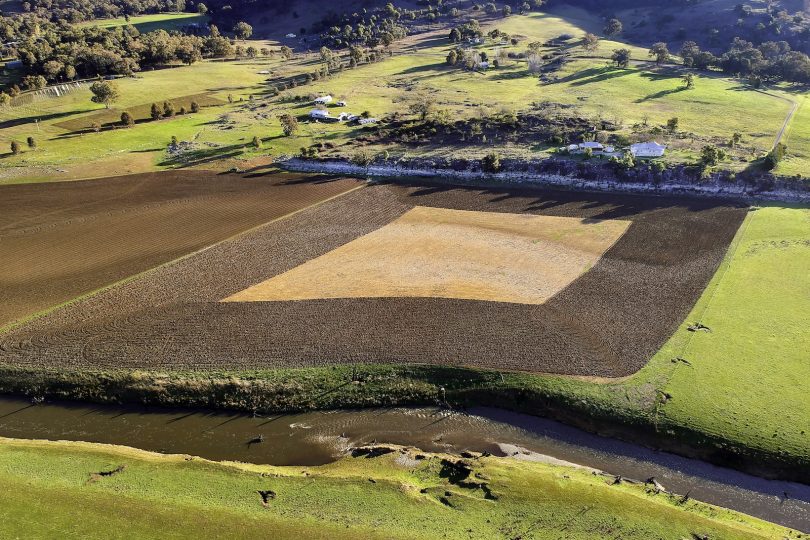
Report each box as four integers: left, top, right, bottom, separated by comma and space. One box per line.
0, 171, 361, 327
0, 181, 746, 377
225, 206, 630, 305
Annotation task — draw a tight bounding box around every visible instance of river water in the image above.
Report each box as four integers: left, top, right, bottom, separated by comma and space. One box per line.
0, 396, 807, 531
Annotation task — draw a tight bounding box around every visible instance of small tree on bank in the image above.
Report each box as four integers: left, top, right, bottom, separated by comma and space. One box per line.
121, 111, 134, 127
612, 48, 631, 68
150, 103, 161, 121
251, 135, 262, 149
26, 136, 36, 149
10, 141, 21, 154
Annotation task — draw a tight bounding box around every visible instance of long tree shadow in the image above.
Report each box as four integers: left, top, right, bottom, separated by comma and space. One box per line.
551, 66, 633, 86
0, 108, 95, 129
635, 87, 686, 102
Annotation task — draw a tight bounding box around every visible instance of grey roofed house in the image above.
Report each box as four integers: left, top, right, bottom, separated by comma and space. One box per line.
630, 141, 667, 157
310, 109, 331, 119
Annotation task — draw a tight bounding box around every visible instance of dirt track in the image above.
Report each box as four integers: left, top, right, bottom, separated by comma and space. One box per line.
0, 180, 747, 377
0, 171, 361, 327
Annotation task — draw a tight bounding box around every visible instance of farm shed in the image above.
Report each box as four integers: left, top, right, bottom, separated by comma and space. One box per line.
579, 141, 604, 151
631, 142, 667, 158
314, 95, 333, 105
310, 109, 331, 119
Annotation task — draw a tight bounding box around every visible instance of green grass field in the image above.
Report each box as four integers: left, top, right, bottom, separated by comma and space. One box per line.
76, 12, 209, 33
780, 94, 810, 177
0, 438, 793, 539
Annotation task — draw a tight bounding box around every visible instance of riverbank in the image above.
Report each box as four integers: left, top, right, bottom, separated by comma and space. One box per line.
279, 157, 810, 203
0, 436, 797, 539
1, 396, 808, 530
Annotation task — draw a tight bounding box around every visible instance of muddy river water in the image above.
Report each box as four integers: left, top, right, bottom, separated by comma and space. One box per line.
0, 396, 807, 531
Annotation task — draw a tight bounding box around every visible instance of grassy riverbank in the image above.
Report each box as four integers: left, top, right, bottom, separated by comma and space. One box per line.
0, 437, 795, 539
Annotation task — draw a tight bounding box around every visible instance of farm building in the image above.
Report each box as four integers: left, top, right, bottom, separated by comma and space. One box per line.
358, 117, 378, 125
310, 109, 331, 120
314, 95, 333, 105
631, 142, 667, 158
579, 141, 604, 151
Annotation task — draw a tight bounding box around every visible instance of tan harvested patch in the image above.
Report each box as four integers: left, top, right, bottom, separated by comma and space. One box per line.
224, 206, 630, 305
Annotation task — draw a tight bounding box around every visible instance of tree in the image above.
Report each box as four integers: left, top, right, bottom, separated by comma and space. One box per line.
682, 73, 696, 89
190, 101, 200, 113
648, 42, 670, 64
251, 135, 262, 149
763, 142, 787, 170
26, 136, 36, 149
409, 95, 436, 121
449, 28, 461, 43
151, 103, 162, 121
170, 135, 179, 147
89, 81, 120, 109
163, 101, 176, 118
667, 117, 679, 133
197, 3, 208, 14
582, 33, 599, 52
701, 145, 727, 166
120, 111, 134, 126
22, 75, 47, 90
279, 113, 299, 136
280, 46, 293, 59
612, 48, 631, 68
484, 3, 497, 15
64, 65, 77, 80
233, 21, 253, 41
730, 132, 743, 147
0, 93, 11, 106
10, 141, 20, 155
446, 50, 459, 65
481, 152, 502, 173
502, 5, 511, 16
246, 46, 258, 58
604, 18, 623, 37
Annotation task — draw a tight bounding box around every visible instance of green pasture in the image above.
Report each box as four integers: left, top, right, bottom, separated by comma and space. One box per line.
76, 12, 209, 33
0, 438, 792, 539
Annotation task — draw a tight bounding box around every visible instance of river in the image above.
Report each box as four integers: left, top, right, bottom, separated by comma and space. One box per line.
0, 396, 807, 532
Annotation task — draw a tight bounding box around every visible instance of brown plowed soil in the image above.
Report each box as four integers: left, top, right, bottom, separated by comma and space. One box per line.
0, 171, 361, 328
0, 180, 747, 377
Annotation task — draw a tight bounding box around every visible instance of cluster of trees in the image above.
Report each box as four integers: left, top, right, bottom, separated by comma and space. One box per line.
17, 0, 188, 23
316, 3, 408, 49
681, 38, 810, 84
2, 20, 257, 89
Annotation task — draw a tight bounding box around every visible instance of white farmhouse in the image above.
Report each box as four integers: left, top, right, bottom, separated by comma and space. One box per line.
630, 141, 667, 158
314, 95, 333, 105
310, 109, 331, 120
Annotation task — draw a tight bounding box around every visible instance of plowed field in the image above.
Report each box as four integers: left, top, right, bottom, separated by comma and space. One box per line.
0, 180, 747, 377
0, 171, 361, 328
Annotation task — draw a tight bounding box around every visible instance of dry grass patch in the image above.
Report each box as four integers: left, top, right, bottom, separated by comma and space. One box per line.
225, 206, 630, 305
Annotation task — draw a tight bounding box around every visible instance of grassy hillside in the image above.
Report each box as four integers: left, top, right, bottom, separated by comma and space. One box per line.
0, 10, 805, 183
0, 438, 794, 539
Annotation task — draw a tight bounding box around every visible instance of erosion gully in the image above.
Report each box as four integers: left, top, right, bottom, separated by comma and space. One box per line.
0, 396, 807, 532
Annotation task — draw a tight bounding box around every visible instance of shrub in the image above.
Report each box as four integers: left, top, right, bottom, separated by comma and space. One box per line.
10, 141, 21, 154
481, 152, 502, 173
26, 136, 36, 149
190, 101, 200, 113
763, 143, 787, 171
150, 103, 161, 121
120, 111, 134, 126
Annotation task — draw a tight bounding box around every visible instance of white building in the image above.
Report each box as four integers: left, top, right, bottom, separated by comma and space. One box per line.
630, 141, 667, 158
314, 95, 333, 105
286, 33, 297, 38
310, 109, 331, 120
358, 117, 378, 125
579, 141, 604, 151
